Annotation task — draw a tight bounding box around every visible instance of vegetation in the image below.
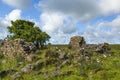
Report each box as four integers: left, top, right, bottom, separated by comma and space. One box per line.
7, 20, 50, 48
0, 19, 120, 80
0, 44, 120, 80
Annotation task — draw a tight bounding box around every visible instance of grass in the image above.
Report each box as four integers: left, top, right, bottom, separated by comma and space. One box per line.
0, 44, 120, 80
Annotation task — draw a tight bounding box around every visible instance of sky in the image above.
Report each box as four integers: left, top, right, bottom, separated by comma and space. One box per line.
0, 0, 120, 44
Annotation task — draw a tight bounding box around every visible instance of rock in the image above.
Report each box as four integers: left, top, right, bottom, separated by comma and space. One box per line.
0, 70, 7, 78
0, 69, 16, 78
11, 72, 21, 79
22, 45, 30, 53
0, 39, 37, 60
34, 71, 41, 75
26, 55, 36, 62
45, 50, 59, 58
21, 64, 34, 74
1, 60, 6, 64
59, 51, 68, 60
53, 68, 59, 77
95, 43, 110, 53
69, 36, 86, 49
34, 61, 44, 70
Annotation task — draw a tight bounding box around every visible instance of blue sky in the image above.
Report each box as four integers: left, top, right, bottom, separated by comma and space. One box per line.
0, 0, 120, 44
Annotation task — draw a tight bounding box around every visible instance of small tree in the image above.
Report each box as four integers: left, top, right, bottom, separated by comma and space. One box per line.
7, 19, 50, 49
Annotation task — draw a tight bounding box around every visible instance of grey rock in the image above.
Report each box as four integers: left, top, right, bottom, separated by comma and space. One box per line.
21, 64, 34, 74
34, 61, 44, 70
34, 71, 41, 75
69, 36, 86, 49
11, 72, 21, 79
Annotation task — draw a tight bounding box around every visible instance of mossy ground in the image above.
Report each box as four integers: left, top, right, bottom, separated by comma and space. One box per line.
0, 44, 120, 80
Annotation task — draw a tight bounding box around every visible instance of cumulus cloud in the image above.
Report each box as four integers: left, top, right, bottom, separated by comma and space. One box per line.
38, 0, 101, 22
5, 9, 21, 21
40, 12, 77, 34
37, 0, 120, 44
99, 0, 120, 15
84, 15, 120, 43
2, 0, 32, 8
0, 9, 22, 39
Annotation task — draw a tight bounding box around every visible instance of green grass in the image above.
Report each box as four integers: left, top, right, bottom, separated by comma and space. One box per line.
0, 44, 120, 80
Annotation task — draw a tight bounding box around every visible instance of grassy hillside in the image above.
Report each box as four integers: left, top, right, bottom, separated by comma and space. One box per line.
0, 44, 120, 80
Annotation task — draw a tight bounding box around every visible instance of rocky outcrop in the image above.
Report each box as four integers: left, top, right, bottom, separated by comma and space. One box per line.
0, 39, 36, 60
95, 43, 110, 53
69, 36, 86, 49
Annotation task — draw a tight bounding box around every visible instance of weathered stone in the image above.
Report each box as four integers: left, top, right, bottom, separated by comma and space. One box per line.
53, 68, 59, 77
34, 61, 44, 70
11, 72, 21, 79
45, 50, 59, 58
59, 52, 68, 60
0, 70, 7, 78
69, 36, 86, 49
0, 39, 37, 60
34, 71, 41, 75
0, 69, 16, 78
95, 43, 110, 53
21, 64, 34, 74
26, 55, 36, 62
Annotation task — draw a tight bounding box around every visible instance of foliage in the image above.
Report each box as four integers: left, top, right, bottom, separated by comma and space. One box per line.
7, 19, 50, 48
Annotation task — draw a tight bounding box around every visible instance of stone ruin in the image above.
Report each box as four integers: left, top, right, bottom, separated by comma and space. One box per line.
0, 39, 36, 60
69, 36, 110, 53
69, 36, 86, 49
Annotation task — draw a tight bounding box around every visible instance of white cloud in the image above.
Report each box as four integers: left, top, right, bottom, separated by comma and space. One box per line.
0, 9, 22, 39
38, 0, 120, 44
2, 0, 32, 8
84, 15, 120, 43
38, 0, 100, 22
40, 12, 77, 34
5, 9, 21, 21
99, 0, 120, 15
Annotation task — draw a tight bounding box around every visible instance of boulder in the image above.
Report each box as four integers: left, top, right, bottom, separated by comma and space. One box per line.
0, 39, 37, 60
69, 36, 86, 49
21, 64, 34, 74
11, 72, 21, 79
95, 43, 110, 53
34, 61, 44, 70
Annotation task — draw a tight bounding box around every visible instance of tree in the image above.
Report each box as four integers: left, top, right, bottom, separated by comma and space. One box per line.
7, 19, 50, 49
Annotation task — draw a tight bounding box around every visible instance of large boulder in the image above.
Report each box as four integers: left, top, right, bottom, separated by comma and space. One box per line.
69, 36, 86, 49
0, 39, 36, 60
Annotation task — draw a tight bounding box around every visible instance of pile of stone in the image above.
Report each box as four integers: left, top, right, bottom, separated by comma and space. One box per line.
0, 39, 36, 60
95, 43, 110, 53
69, 36, 86, 49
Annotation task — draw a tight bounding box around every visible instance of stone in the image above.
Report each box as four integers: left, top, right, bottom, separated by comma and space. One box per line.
26, 55, 36, 62
0, 69, 16, 78
34, 61, 44, 70
34, 71, 41, 75
95, 43, 110, 53
21, 64, 34, 74
11, 72, 21, 79
45, 50, 59, 58
0, 39, 37, 60
59, 51, 67, 60
0, 70, 7, 78
53, 68, 59, 77
69, 36, 86, 49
